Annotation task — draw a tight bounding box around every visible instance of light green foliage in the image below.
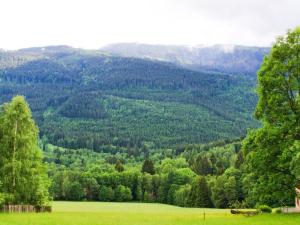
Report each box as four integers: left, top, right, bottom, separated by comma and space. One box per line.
159, 158, 189, 174
114, 185, 132, 202
0, 96, 50, 205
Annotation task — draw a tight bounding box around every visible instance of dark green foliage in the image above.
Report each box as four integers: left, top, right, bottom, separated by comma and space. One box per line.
141, 159, 155, 175
190, 155, 213, 175
81, 175, 99, 200
189, 176, 213, 208
65, 181, 84, 201
58, 93, 107, 119
174, 185, 191, 207
0, 47, 258, 152
210, 168, 243, 208
184, 141, 239, 176
275, 208, 282, 214
234, 150, 244, 169
98, 186, 114, 201
115, 160, 125, 172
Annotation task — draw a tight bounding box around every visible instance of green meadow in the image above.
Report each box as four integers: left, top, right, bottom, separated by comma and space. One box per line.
0, 202, 300, 225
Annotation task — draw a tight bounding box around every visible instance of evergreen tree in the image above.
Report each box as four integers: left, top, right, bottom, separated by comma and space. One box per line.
141, 159, 155, 175
0, 96, 50, 205
191, 155, 213, 175
234, 151, 244, 169
189, 176, 213, 208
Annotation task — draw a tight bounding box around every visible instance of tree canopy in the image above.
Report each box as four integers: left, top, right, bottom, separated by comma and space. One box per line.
242, 27, 300, 206
0, 96, 50, 205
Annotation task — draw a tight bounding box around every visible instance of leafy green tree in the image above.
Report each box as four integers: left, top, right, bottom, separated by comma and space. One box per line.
291, 141, 300, 180
141, 159, 155, 175
114, 185, 132, 202
51, 169, 67, 200
0, 96, 50, 205
189, 176, 213, 208
98, 186, 114, 201
243, 27, 300, 207
234, 151, 244, 169
160, 158, 188, 174
174, 185, 191, 207
141, 173, 153, 201
64, 180, 84, 200
131, 174, 142, 201
82, 175, 99, 200
210, 169, 241, 208
255, 27, 300, 128
167, 184, 180, 204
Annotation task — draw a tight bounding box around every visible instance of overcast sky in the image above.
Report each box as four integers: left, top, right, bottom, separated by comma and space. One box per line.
0, 0, 299, 50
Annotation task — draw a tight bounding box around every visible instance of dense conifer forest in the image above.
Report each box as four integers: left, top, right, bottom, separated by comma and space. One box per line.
0, 46, 259, 151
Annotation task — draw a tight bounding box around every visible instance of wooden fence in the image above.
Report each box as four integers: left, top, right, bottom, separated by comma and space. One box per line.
1, 205, 52, 213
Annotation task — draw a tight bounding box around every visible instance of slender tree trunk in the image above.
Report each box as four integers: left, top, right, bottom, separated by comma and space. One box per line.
12, 120, 18, 191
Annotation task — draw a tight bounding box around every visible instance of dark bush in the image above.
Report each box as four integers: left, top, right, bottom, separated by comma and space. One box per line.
256, 204, 272, 213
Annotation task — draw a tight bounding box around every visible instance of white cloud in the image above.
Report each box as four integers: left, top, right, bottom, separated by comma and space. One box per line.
0, 0, 298, 49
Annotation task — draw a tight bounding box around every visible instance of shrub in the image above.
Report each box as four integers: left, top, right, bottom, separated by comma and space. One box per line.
256, 204, 272, 213
275, 208, 282, 214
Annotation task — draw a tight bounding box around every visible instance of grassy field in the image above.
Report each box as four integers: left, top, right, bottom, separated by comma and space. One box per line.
0, 201, 300, 225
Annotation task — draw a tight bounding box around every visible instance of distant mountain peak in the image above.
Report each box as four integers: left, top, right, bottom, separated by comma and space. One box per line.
101, 43, 269, 75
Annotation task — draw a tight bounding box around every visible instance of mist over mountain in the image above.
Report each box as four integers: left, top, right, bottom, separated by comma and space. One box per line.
101, 43, 270, 76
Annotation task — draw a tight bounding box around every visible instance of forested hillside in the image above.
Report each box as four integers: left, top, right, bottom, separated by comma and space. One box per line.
0, 46, 259, 151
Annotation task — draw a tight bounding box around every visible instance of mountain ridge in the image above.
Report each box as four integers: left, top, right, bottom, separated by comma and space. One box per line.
101, 43, 270, 76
